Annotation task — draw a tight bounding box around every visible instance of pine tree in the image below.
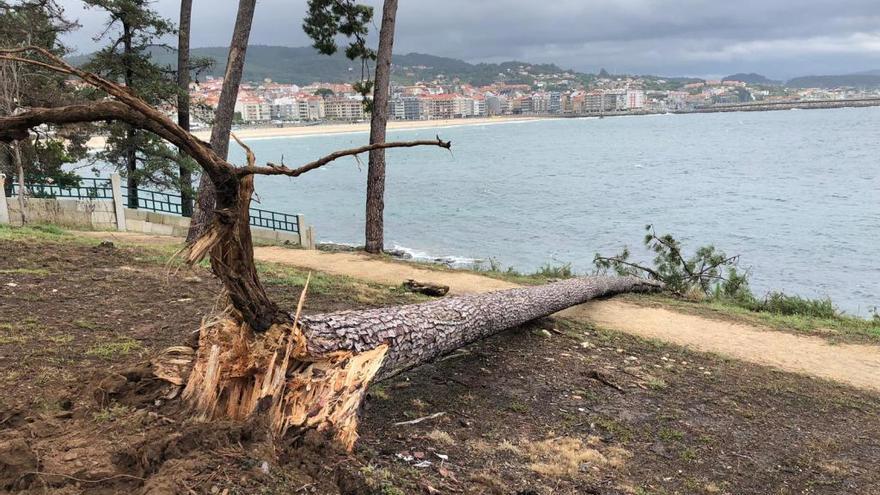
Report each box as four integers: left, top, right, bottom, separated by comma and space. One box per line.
82, 0, 176, 208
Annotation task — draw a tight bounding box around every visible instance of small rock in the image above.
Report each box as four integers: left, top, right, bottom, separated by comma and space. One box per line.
62, 451, 78, 462
537, 329, 552, 338
260, 461, 270, 474
183, 276, 202, 283
98, 240, 115, 249
5, 283, 17, 287
413, 451, 426, 460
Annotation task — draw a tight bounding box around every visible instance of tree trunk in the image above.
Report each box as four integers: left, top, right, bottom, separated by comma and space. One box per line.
124, 125, 138, 208
177, 0, 193, 217
172, 274, 660, 451
122, 22, 138, 209
186, 0, 257, 242
12, 141, 25, 224
364, 0, 398, 254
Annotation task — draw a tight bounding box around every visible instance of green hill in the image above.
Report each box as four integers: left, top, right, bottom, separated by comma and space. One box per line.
70, 45, 577, 86
786, 74, 880, 89
722, 73, 780, 85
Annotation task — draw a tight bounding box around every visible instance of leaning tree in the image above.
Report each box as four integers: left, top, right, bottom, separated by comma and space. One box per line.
0, 46, 660, 451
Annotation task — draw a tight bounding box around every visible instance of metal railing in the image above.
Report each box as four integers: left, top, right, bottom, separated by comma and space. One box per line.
126, 188, 300, 233
122, 188, 183, 215
8, 177, 113, 200
6, 177, 301, 234
249, 207, 299, 233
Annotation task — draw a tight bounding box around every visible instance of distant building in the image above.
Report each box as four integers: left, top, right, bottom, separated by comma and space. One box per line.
235, 95, 271, 122
626, 89, 646, 110
402, 96, 424, 120
324, 97, 365, 120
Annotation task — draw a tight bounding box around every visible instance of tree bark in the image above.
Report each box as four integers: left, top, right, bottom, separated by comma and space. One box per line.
364, 0, 398, 254
177, 0, 193, 217
186, 0, 256, 242
301, 275, 659, 381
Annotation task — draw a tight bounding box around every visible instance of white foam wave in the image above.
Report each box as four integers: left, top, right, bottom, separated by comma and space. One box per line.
390, 244, 480, 267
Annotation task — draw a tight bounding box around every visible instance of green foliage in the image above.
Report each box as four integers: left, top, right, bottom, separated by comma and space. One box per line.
594, 226, 876, 327
742, 292, 837, 319
303, 0, 374, 61
314, 87, 335, 98
595, 225, 739, 296
535, 262, 573, 279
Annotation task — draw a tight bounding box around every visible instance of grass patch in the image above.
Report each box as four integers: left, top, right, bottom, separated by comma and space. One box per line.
0, 223, 68, 241
87, 338, 143, 358
74, 319, 100, 331
0, 267, 51, 276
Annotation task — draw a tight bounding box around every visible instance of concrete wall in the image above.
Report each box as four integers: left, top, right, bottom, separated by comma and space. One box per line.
0, 173, 313, 248
6, 197, 118, 230
123, 207, 304, 245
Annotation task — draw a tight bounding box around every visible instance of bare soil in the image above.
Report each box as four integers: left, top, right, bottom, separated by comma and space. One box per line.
2, 237, 880, 494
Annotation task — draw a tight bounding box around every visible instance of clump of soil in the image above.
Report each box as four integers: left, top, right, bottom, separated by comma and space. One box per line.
1, 237, 880, 494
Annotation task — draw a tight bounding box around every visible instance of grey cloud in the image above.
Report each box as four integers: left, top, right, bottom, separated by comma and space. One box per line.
57, 0, 880, 79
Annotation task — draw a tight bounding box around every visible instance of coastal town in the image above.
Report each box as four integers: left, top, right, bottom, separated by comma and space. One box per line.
188, 66, 880, 125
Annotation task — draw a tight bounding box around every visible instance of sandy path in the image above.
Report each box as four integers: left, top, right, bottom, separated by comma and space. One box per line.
78, 231, 880, 393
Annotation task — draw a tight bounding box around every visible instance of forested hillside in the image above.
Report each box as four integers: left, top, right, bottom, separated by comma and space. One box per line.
70, 45, 577, 86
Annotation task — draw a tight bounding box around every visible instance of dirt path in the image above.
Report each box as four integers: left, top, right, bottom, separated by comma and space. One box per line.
78, 231, 880, 393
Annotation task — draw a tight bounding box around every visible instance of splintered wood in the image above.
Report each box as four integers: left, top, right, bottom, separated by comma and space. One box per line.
177, 315, 387, 451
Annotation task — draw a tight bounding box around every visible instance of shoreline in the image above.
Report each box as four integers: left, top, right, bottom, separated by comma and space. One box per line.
85, 100, 880, 149
85, 115, 551, 149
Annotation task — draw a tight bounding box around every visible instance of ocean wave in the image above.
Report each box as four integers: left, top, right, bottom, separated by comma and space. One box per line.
390, 244, 480, 267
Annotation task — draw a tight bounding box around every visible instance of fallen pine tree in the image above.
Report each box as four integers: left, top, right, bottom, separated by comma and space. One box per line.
0, 46, 662, 452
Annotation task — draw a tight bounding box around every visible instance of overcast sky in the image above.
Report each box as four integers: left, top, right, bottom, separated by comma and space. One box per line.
57, 0, 880, 80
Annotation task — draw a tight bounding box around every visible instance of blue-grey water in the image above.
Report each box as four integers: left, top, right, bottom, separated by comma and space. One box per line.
229, 107, 879, 315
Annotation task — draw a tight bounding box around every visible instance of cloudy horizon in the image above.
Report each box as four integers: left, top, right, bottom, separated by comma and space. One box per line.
57, 0, 880, 80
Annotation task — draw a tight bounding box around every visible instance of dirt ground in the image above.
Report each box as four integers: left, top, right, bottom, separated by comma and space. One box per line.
2, 236, 880, 494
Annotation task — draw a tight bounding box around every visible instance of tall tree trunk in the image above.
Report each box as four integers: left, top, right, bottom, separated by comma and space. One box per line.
186, 0, 256, 242
122, 22, 138, 209
172, 274, 660, 451
12, 141, 25, 224
124, 125, 138, 208
364, 0, 398, 254
177, 0, 194, 217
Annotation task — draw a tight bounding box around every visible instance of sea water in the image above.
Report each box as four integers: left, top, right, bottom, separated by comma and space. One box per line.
231, 107, 879, 315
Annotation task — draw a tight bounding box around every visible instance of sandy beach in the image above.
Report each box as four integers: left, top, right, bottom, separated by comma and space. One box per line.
85, 115, 549, 148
